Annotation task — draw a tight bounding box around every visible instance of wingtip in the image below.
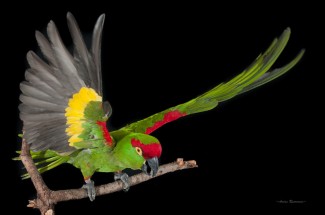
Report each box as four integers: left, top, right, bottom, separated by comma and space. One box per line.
35, 30, 47, 40
282, 27, 291, 37
297, 48, 306, 59
26, 50, 34, 59
275, 27, 291, 46
35, 30, 41, 36
285, 27, 291, 33
300, 48, 306, 54
98, 13, 106, 24
66, 11, 76, 22
47, 20, 55, 29
46, 20, 58, 37
66, 12, 105, 26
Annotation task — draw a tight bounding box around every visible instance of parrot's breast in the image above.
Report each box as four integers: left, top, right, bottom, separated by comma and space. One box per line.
69, 148, 123, 174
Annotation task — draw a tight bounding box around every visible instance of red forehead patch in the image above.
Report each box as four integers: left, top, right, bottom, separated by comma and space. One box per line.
131, 138, 162, 159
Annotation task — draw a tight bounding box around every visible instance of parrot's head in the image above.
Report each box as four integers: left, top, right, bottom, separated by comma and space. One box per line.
114, 133, 162, 176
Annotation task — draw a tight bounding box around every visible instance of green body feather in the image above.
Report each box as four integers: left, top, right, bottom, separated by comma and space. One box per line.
24, 132, 157, 179
69, 133, 157, 178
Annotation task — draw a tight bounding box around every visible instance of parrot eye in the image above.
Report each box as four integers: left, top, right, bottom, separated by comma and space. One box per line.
135, 147, 142, 156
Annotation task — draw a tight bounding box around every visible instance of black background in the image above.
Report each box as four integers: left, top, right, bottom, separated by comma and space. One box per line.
2, 2, 322, 214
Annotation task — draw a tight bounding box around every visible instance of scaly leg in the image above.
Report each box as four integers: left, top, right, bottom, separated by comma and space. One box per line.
82, 178, 96, 201
114, 172, 130, 191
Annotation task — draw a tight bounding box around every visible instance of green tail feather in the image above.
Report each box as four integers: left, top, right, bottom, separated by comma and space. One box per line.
14, 150, 70, 179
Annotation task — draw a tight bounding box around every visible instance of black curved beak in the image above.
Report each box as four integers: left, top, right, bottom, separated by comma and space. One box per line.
141, 157, 159, 177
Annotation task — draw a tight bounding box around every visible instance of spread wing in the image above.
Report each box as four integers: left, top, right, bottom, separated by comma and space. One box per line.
19, 13, 108, 154
119, 28, 305, 135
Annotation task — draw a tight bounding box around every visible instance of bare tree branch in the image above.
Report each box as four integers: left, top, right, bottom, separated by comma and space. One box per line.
21, 140, 54, 214
20, 139, 198, 215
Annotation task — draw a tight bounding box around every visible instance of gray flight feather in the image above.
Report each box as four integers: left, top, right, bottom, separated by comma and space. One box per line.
20, 12, 106, 154
20, 80, 67, 101
26, 52, 63, 87
46, 20, 86, 92
67, 12, 94, 88
24, 69, 71, 98
20, 112, 66, 122
91, 14, 105, 95
35, 30, 58, 67
20, 82, 67, 105
20, 95, 65, 111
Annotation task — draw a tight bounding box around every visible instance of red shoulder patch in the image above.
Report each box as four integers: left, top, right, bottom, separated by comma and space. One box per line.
97, 121, 113, 146
145, 110, 186, 134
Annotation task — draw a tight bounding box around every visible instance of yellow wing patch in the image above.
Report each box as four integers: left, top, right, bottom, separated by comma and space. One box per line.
65, 87, 102, 146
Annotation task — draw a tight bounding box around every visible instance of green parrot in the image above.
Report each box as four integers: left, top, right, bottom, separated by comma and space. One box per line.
18, 12, 304, 201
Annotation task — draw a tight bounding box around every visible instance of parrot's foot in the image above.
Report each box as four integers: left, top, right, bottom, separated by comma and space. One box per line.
141, 163, 148, 175
82, 179, 96, 201
114, 172, 130, 191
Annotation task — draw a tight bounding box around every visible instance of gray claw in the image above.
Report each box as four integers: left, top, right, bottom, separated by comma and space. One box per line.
114, 172, 130, 191
141, 163, 149, 175
82, 179, 96, 201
